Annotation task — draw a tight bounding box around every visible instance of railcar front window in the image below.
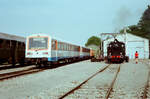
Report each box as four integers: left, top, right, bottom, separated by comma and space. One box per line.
28, 37, 48, 50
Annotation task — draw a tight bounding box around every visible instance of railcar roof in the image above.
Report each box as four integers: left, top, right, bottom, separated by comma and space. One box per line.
27, 33, 89, 49
0, 32, 25, 42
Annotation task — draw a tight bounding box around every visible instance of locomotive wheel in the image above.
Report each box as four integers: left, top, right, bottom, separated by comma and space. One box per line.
125, 57, 129, 62
126, 58, 129, 62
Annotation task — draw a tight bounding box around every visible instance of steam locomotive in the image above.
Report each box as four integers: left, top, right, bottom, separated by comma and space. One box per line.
107, 39, 129, 63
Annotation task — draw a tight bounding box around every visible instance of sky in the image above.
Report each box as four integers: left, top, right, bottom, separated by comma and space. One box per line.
0, 0, 149, 46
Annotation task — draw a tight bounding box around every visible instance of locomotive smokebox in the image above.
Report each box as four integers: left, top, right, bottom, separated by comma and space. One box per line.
107, 39, 129, 63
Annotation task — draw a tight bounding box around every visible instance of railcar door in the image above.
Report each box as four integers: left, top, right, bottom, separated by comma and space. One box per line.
10, 40, 17, 66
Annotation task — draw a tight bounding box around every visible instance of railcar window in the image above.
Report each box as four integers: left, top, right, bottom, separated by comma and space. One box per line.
68, 44, 70, 51
64, 43, 66, 51
60, 42, 62, 50
63, 44, 65, 51
28, 37, 48, 50
69, 45, 71, 51
58, 42, 61, 50
71, 45, 73, 51
69, 45, 70, 51
57, 42, 59, 50
66, 44, 68, 51
68, 44, 69, 51
63, 43, 65, 51
72, 46, 74, 51
74, 46, 76, 51
62, 43, 64, 50
70, 45, 72, 51
76, 47, 78, 51
60, 42, 63, 50
58, 42, 62, 50
59, 42, 61, 50
58, 43, 60, 50
66, 44, 67, 51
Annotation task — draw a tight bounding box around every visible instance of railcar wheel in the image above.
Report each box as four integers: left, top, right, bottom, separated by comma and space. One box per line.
0, 60, 2, 65
19, 59, 25, 66
36, 63, 42, 68
19, 62, 24, 66
43, 61, 51, 67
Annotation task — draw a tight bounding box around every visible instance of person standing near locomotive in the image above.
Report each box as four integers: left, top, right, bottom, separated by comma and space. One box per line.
135, 51, 139, 64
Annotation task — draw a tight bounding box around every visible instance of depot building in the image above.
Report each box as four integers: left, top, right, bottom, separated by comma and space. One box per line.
103, 33, 150, 59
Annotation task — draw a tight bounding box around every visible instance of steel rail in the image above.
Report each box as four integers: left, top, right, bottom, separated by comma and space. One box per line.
58, 64, 111, 99
105, 64, 121, 99
142, 62, 150, 99
0, 67, 46, 81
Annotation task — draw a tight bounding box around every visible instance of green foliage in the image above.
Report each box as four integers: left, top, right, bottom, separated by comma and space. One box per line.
120, 5, 150, 39
85, 36, 101, 47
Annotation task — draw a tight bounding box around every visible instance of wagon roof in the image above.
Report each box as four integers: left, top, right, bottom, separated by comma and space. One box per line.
0, 32, 25, 42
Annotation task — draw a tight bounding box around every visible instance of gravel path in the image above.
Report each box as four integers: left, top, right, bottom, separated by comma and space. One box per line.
0, 60, 106, 99
63, 64, 120, 99
0, 60, 149, 99
110, 60, 149, 99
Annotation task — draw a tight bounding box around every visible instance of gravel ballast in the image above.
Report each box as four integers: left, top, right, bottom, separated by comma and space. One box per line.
0, 60, 149, 99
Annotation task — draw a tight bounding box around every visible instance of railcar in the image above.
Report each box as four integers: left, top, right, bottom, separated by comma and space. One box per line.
107, 39, 129, 63
25, 33, 91, 67
0, 32, 25, 66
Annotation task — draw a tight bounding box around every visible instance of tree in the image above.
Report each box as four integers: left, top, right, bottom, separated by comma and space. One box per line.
119, 5, 150, 39
85, 36, 101, 47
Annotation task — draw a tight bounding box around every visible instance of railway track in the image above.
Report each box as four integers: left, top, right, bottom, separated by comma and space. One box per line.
0, 60, 90, 81
0, 64, 22, 70
141, 61, 150, 99
142, 71, 150, 99
0, 59, 87, 71
57, 64, 121, 99
105, 65, 120, 99
0, 64, 33, 71
0, 67, 46, 81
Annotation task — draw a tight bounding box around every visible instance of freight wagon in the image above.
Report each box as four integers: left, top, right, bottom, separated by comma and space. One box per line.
0, 32, 25, 66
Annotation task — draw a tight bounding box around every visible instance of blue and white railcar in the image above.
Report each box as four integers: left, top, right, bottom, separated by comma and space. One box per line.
25, 34, 51, 64
26, 33, 91, 66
